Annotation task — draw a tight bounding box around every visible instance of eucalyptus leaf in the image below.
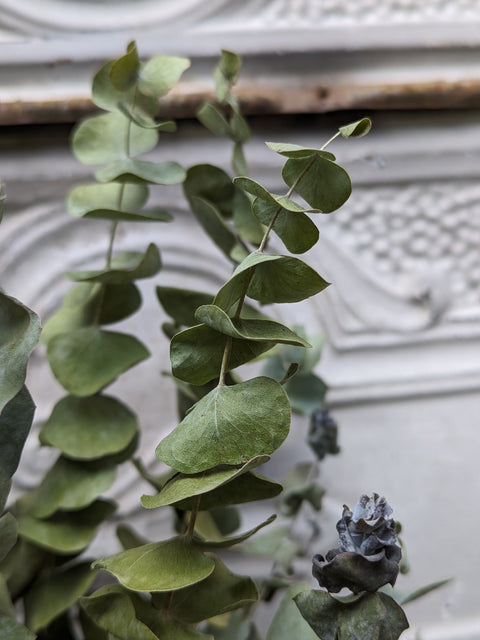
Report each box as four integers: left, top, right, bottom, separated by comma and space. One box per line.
0, 617, 35, 640
284, 373, 327, 416
266, 142, 336, 160
0, 574, 14, 619
294, 590, 409, 640
109, 41, 140, 91
282, 154, 351, 213
40, 394, 138, 460
197, 103, 232, 138
205, 612, 259, 640
138, 55, 190, 98
18, 500, 116, 554
231, 111, 250, 143
0, 292, 41, 412
47, 328, 149, 396
0, 539, 48, 599
252, 198, 319, 254
266, 584, 318, 640
92, 60, 158, 116
189, 196, 247, 262
0, 387, 35, 511
24, 562, 97, 632
141, 455, 278, 510
95, 159, 185, 185
339, 117, 372, 138
93, 537, 215, 592
68, 182, 148, 218
0, 513, 17, 564
17, 455, 116, 517
66, 243, 161, 283
156, 286, 214, 327
183, 165, 236, 219
170, 323, 274, 385
218, 49, 242, 87
72, 112, 158, 165
118, 103, 177, 131
232, 189, 264, 244
195, 304, 311, 347
232, 141, 248, 176
156, 377, 290, 473
161, 555, 258, 623
194, 514, 276, 548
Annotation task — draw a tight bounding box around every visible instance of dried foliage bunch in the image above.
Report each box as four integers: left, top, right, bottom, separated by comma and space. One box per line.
0, 43, 443, 640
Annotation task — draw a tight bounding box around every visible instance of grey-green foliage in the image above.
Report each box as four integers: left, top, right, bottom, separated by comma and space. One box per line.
0, 41, 411, 640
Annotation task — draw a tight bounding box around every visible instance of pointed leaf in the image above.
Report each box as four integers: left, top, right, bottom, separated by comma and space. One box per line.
189, 196, 247, 262
197, 103, 231, 137
156, 286, 214, 327
253, 198, 318, 254
92, 60, 158, 116
24, 562, 97, 632
218, 50, 242, 87
0, 387, 35, 511
195, 304, 311, 347
194, 514, 276, 548
96, 159, 185, 185
66, 244, 161, 283
47, 328, 149, 395
170, 323, 274, 385
0, 513, 17, 564
18, 500, 116, 554
156, 377, 290, 473
164, 555, 258, 623
141, 455, 276, 510
266, 584, 318, 640
282, 154, 351, 212
0, 293, 41, 412
40, 394, 137, 460
138, 56, 190, 98
0, 617, 35, 640
93, 537, 214, 592
109, 41, 140, 91
266, 142, 336, 160
18, 456, 116, 517
294, 590, 409, 640
339, 117, 372, 138
72, 112, 158, 165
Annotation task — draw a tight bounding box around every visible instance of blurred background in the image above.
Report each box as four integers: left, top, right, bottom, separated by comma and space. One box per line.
1, 2, 480, 638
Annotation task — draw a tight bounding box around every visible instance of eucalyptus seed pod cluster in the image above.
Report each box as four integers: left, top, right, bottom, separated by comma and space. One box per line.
312, 493, 402, 593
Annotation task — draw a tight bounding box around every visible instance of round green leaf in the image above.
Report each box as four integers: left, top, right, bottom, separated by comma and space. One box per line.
339, 118, 372, 138
282, 154, 351, 213
165, 555, 258, 623
92, 60, 158, 116
0, 293, 41, 412
195, 304, 311, 347
141, 455, 271, 509
109, 41, 140, 91
66, 243, 161, 284
72, 112, 158, 165
253, 198, 319, 254
294, 591, 409, 640
68, 182, 149, 218
17, 500, 116, 555
156, 286, 214, 327
40, 394, 138, 459
93, 537, 214, 592
156, 377, 290, 473
24, 562, 97, 632
47, 328, 149, 396
183, 164, 236, 219
196, 103, 231, 138
18, 455, 116, 517
170, 323, 274, 385
95, 159, 185, 185
138, 56, 190, 98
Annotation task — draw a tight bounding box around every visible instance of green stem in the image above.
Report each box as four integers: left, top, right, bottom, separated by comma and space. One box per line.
321, 131, 341, 150
186, 495, 202, 539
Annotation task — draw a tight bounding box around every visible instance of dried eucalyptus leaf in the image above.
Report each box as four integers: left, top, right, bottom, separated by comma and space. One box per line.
47, 328, 149, 396
93, 537, 214, 592
40, 394, 137, 460
156, 377, 290, 473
